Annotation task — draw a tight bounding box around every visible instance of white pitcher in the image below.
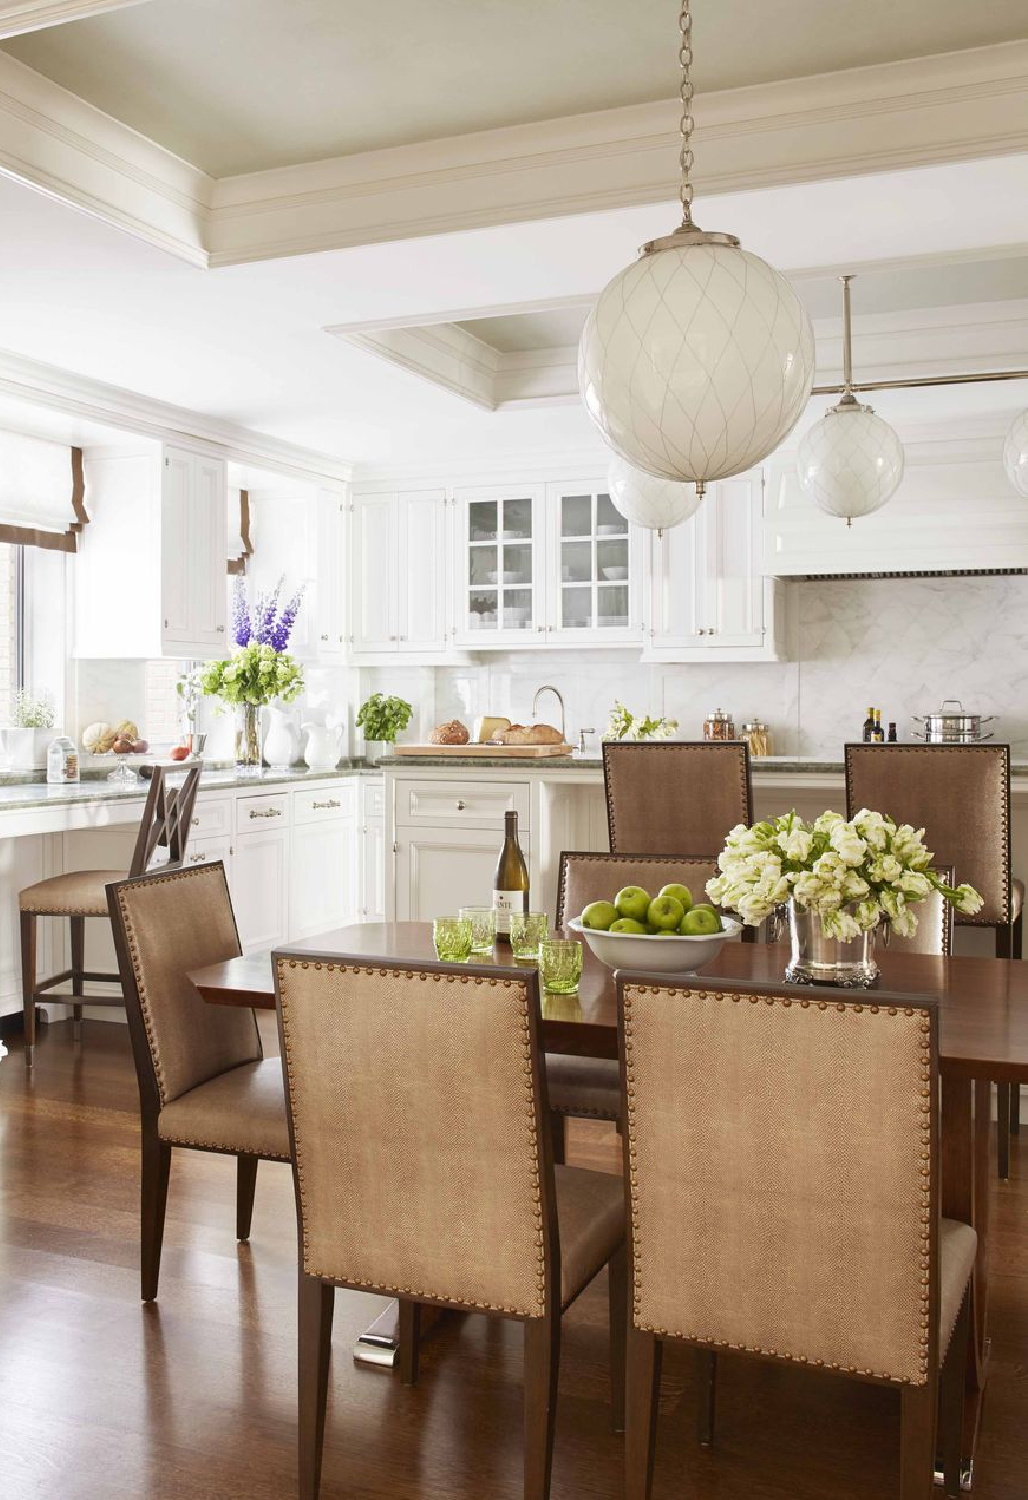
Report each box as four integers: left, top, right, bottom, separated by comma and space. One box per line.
264, 705, 298, 770
303, 721, 342, 772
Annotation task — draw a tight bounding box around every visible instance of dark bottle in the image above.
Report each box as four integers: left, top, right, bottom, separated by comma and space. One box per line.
493, 810, 529, 942
873, 709, 885, 744
862, 707, 875, 743
887, 721, 897, 742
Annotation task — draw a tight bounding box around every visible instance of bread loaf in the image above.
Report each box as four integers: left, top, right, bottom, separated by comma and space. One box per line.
429, 719, 470, 746
490, 723, 563, 747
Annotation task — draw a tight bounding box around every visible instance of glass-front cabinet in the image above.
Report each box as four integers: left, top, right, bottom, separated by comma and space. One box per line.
454, 485, 544, 645
544, 481, 640, 642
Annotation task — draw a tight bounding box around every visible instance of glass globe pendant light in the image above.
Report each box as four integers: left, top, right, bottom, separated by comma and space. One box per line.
579, 0, 815, 497
797, 275, 905, 526
1003, 409, 1028, 497
607, 453, 704, 534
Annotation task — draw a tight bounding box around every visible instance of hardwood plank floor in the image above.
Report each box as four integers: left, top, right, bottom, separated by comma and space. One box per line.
0, 1016, 1025, 1500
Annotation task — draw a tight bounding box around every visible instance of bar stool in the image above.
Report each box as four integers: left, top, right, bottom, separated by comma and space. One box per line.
845, 742, 1023, 1175
19, 766, 200, 1067
603, 740, 752, 857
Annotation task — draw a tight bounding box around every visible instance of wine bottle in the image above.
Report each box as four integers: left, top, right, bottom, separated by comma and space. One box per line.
873, 709, 885, 744
493, 810, 529, 942
862, 706, 875, 743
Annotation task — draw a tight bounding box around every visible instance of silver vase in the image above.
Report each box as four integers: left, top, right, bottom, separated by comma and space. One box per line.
784, 900, 879, 988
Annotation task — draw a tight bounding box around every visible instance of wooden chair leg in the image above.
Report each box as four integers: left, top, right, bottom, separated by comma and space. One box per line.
1012, 1084, 1021, 1136
236, 1154, 259, 1242
626, 1327, 662, 1500
549, 1112, 567, 1166
997, 1084, 1011, 1180
399, 1298, 422, 1386
20, 910, 36, 1068
70, 914, 85, 1041
140, 1134, 172, 1302
696, 1349, 717, 1447
940, 1288, 971, 1497
298, 1272, 335, 1500
608, 1244, 627, 1433
524, 1314, 561, 1500
899, 1377, 938, 1500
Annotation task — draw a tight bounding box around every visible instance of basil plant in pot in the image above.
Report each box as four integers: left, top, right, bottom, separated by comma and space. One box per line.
708, 808, 983, 988
356, 693, 413, 762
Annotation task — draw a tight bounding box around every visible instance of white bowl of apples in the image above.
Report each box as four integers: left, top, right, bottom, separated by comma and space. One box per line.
567, 882, 739, 974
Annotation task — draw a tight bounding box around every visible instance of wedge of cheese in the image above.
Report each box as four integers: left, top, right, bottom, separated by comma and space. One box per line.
474, 715, 511, 744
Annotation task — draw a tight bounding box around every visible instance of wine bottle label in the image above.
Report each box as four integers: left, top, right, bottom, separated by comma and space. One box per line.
493, 888, 529, 935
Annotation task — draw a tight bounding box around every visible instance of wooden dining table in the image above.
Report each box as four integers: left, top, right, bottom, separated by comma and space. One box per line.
190, 922, 1028, 1488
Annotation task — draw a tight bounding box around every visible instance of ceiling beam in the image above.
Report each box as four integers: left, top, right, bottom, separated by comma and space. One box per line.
0, 1, 150, 39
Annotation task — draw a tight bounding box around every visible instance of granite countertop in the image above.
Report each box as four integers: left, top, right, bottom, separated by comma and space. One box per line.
375, 752, 1028, 776
0, 762, 374, 812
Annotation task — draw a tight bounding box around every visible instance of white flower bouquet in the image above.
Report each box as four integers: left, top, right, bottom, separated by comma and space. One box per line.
707, 808, 983, 941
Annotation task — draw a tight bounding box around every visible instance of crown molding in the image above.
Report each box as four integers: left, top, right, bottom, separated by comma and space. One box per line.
0, 1, 149, 38
0, 49, 210, 264
207, 41, 1028, 266
0, 346, 351, 483
0, 41, 1025, 267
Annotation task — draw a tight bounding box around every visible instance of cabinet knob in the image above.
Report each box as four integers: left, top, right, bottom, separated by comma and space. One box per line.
216, 624, 225, 633
320, 633, 329, 642
456, 799, 466, 811
693, 628, 704, 636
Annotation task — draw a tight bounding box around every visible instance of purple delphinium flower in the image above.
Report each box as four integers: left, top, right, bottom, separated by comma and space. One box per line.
253, 578, 284, 646
269, 585, 306, 651
231, 576, 251, 647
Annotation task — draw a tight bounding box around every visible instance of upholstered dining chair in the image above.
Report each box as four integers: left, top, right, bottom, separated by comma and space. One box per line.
617, 972, 975, 1500
273, 952, 626, 1500
845, 743, 1022, 1175
603, 740, 752, 858
545, 851, 721, 1161
20, 765, 201, 1066
885, 866, 955, 958
108, 861, 290, 1302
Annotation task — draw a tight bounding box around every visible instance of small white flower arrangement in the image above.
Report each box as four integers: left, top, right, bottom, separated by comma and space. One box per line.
707, 808, 984, 941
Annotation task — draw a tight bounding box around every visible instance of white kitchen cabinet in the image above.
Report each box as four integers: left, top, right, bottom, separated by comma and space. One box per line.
246, 484, 347, 663
183, 835, 232, 872
232, 793, 290, 952
350, 488, 449, 658
75, 444, 228, 659
289, 815, 357, 939
314, 490, 348, 659
359, 778, 386, 921
393, 824, 531, 923
453, 484, 545, 647
542, 480, 643, 644
644, 470, 781, 662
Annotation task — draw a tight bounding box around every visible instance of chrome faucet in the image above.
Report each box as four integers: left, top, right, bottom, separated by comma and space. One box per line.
532, 684, 566, 745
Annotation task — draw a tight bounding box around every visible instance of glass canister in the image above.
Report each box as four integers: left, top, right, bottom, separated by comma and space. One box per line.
702, 708, 736, 741
740, 719, 773, 757
46, 735, 80, 784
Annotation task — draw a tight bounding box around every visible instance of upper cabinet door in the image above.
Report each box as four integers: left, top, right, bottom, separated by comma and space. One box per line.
701, 472, 767, 650
186, 456, 228, 647
544, 481, 642, 644
159, 448, 193, 644
453, 485, 544, 647
397, 488, 448, 653
352, 491, 397, 651
314, 490, 347, 659
646, 511, 705, 651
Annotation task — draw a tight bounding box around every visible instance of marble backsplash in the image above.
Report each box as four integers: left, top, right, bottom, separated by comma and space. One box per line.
375, 575, 1028, 759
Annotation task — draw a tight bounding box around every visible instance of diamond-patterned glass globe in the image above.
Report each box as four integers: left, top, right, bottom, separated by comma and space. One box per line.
797, 401, 905, 522
579, 237, 815, 489
607, 454, 704, 532
1003, 409, 1028, 498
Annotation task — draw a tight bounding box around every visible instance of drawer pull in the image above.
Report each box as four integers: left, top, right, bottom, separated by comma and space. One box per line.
456, 799, 466, 811
188, 852, 206, 864
249, 807, 283, 820
313, 798, 341, 810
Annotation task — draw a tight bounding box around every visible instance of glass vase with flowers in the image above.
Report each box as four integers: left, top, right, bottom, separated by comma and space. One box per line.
201, 578, 306, 772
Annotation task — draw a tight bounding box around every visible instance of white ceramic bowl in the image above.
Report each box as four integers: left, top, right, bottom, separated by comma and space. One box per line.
567, 915, 740, 974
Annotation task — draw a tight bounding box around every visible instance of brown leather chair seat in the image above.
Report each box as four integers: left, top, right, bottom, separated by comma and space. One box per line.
553, 1165, 624, 1308
158, 1058, 291, 1160
20, 869, 125, 916
546, 1055, 620, 1121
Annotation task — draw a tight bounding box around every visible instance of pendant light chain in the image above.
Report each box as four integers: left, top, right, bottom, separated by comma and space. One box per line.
678, 0, 695, 227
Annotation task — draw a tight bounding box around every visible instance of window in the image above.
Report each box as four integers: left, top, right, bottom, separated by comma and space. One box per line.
0, 542, 21, 722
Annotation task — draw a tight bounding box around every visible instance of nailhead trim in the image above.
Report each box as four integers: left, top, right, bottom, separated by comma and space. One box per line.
623, 982, 935, 1387
278, 958, 548, 1319
158, 1127, 289, 1161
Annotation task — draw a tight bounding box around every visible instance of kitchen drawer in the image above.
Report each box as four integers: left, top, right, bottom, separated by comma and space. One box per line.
189, 795, 232, 840
293, 783, 357, 825
183, 835, 232, 870
361, 778, 385, 820
394, 777, 529, 831
236, 791, 289, 829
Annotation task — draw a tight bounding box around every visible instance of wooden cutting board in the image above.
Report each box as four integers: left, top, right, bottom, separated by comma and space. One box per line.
390, 743, 575, 758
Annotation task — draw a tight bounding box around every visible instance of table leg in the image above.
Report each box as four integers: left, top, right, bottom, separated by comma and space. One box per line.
940, 1076, 990, 1489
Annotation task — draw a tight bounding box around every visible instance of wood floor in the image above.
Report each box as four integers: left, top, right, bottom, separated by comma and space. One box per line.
1, 1017, 1026, 1500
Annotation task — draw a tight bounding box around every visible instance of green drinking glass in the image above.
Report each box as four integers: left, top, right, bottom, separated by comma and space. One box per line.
539, 938, 584, 994
459, 906, 497, 953
510, 911, 548, 960
433, 916, 473, 963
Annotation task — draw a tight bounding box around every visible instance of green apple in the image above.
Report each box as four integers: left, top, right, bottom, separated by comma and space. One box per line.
658, 883, 693, 914
581, 899, 618, 931
610, 917, 648, 934
681, 906, 722, 936
653, 928, 680, 936
615, 885, 651, 924
648, 894, 685, 931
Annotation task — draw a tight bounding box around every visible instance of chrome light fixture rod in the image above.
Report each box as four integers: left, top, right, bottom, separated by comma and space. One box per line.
813, 367, 1028, 397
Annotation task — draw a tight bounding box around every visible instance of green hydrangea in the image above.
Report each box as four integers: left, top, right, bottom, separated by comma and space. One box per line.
200, 645, 304, 708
